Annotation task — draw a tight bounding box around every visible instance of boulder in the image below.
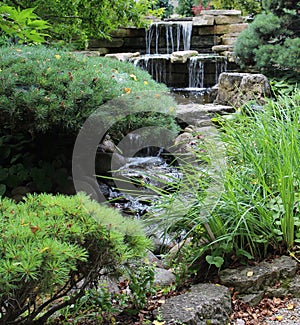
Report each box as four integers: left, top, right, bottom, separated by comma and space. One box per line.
219, 256, 299, 304
154, 268, 176, 288
170, 50, 199, 63
159, 283, 232, 324
214, 72, 271, 107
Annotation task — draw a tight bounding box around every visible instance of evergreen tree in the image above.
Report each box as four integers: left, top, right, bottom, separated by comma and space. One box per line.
234, 0, 300, 76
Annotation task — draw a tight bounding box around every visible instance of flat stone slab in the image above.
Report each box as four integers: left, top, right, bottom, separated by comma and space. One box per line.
160, 283, 232, 324
201, 9, 242, 16
105, 52, 140, 61
171, 50, 199, 63
176, 103, 233, 125
193, 15, 215, 26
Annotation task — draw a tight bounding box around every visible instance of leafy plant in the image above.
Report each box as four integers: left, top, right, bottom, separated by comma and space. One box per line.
151, 0, 174, 18
176, 0, 195, 17
209, 0, 262, 14
0, 192, 150, 324
0, 4, 50, 43
2, 0, 153, 47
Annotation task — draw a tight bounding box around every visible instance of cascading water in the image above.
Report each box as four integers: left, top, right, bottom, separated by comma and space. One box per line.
189, 56, 204, 88
132, 54, 170, 84
146, 21, 193, 54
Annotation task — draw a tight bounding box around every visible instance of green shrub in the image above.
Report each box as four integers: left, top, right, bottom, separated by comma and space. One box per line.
210, 0, 262, 14
0, 45, 172, 135
0, 45, 179, 196
234, 2, 300, 76
176, 0, 195, 16
0, 192, 151, 324
2, 0, 152, 46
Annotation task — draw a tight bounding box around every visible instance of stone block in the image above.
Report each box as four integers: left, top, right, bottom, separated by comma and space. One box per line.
124, 37, 146, 48
170, 50, 198, 63
110, 27, 145, 38
192, 35, 215, 47
214, 15, 244, 25
105, 52, 140, 61
215, 23, 248, 35
202, 9, 242, 16
193, 15, 215, 26
193, 25, 215, 36
212, 45, 234, 52
89, 38, 124, 48
221, 36, 237, 45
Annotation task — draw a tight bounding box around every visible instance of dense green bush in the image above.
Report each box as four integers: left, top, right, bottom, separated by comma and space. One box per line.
0, 45, 178, 196
210, 0, 262, 14
0, 45, 172, 135
176, 0, 195, 16
0, 192, 150, 324
152, 0, 174, 18
234, 1, 300, 76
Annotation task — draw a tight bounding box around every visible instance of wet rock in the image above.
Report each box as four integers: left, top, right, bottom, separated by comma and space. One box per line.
289, 275, 300, 298
11, 186, 31, 196
170, 50, 199, 63
176, 103, 233, 126
159, 283, 232, 324
214, 72, 271, 107
95, 152, 127, 175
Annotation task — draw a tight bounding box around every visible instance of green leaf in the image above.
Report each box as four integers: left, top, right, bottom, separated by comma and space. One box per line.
205, 255, 224, 268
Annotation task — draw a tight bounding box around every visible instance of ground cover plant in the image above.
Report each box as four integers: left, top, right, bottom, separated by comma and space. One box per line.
0, 192, 151, 324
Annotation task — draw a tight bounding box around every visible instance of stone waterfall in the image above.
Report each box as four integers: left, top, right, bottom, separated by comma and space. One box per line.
146, 21, 193, 54
134, 20, 227, 91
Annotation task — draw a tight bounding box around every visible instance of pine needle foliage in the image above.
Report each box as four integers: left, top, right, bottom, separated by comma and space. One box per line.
0, 192, 150, 324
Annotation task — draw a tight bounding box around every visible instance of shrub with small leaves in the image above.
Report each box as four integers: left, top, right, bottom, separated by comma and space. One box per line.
0, 45, 175, 136
0, 192, 151, 324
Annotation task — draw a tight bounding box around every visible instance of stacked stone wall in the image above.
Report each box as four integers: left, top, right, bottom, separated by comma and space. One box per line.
88, 10, 248, 58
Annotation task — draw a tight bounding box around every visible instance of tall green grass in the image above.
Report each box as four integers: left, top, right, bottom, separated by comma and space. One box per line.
146, 88, 300, 268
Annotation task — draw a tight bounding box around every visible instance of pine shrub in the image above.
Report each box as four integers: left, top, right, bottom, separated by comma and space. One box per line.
234, 2, 300, 76
0, 45, 175, 136
0, 192, 150, 324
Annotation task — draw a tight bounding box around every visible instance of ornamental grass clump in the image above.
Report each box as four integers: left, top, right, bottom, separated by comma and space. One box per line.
146, 88, 300, 272
0, 192, 150, 324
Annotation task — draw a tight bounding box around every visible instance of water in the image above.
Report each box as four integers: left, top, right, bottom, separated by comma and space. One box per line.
98, 155, 181, 218
146, 21, 193, 54
189, 56, 205, 88
132, 54, 170, 83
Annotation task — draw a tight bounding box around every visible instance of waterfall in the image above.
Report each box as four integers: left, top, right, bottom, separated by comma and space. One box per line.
215, 57, 227, 84
188, 57, 204, 88
133, 55, 169, 84
146, 21, 193, 54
